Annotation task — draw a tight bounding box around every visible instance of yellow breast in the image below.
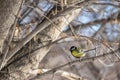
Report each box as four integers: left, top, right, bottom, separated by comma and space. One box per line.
71, 51, 85, 58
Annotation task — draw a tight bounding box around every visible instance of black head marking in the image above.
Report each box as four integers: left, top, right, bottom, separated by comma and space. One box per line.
70, 46, 77, 52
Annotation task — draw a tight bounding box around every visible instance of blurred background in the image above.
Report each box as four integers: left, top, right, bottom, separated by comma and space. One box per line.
13, 0, 120, 80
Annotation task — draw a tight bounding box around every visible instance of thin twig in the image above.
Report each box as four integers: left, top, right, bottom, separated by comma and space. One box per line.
31, 48, 119, 79
0, 0, 90, 70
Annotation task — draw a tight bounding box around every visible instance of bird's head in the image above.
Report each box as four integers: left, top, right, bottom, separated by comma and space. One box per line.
70, 46, 77, 52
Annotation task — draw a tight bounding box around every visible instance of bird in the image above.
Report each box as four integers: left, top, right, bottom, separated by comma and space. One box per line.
70, 46, 85, 58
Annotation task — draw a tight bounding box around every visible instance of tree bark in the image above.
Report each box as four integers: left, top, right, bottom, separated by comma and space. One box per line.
0, 0, 23, 53
0, 0, 23, 79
